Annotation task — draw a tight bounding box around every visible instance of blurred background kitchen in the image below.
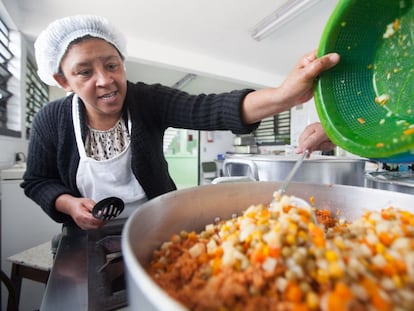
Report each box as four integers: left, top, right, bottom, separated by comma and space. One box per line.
0, 0, 413, 310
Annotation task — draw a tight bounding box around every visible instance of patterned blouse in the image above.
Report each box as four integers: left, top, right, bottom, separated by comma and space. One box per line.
85, 118, 130, 161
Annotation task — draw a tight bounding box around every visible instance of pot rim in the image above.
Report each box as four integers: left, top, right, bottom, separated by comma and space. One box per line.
226, 154, 367, 163
365, 171, 414, 188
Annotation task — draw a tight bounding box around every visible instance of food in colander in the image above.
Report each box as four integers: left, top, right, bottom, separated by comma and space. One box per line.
147, 194, 414, 311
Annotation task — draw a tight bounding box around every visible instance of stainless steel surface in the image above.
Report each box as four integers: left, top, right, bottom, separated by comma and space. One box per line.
365, 171, 414, 194
41, 219, 127, 311
223, 154, 366, 186
122, 181, 414, 311
41, 225, 88, 311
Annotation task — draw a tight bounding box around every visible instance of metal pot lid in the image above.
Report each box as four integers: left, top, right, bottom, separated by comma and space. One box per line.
366, 171, 414, 187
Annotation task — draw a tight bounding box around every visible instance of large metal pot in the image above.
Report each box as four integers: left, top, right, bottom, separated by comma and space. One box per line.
222, 154, 366, 186
365, 171, 414, 194
122, 181, 414, 310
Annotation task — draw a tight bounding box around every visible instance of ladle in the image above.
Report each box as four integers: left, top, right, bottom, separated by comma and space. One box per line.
270, 150, 311, 209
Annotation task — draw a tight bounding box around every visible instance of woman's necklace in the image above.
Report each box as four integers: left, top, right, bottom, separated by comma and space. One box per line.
85, 118, 130, 161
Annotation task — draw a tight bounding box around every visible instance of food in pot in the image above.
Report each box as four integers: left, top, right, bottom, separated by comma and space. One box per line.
147, 194, 414, 311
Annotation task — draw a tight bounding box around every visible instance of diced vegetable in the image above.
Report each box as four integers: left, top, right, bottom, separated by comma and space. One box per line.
148, 195, 414, 311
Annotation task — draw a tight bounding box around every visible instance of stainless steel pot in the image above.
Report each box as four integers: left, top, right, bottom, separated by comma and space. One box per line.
122, 181, 414, 311
222, 154, 366, 186
365, 171, 414, 194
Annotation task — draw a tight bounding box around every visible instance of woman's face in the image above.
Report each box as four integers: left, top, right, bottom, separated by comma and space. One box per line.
54, 38, 127, 127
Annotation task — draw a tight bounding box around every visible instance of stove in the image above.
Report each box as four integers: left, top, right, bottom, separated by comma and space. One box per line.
40, 219, 128, 311
87, 220, 127, 311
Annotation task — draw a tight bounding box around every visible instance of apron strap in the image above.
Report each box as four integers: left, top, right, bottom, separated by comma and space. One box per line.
72, 94, 87, 159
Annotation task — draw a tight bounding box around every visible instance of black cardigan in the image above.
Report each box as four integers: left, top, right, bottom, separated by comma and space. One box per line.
21, 81, 257, 224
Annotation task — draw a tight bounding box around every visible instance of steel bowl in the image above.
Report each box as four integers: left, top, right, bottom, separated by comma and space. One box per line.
365, 171, 414, 194
222, 154, 366, 186
122, 181, 414, 310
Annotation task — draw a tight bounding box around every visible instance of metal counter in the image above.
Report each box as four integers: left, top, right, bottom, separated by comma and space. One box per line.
40, 224, 88, 311
40, 219, 129, 311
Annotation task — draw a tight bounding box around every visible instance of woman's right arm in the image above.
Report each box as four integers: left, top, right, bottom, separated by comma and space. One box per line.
55, 194, 106, 230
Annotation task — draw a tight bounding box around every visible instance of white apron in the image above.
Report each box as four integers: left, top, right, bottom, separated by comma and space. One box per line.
72, 95, 147, 218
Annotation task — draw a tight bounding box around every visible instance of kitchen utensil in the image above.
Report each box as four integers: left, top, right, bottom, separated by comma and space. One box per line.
271, 150, 310, 209
92, 197, 124, 221
122, 181, 414, 311
314, 0, 414, 163
277, 150, 308, 195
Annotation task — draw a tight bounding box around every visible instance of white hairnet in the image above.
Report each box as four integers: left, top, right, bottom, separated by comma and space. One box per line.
34, 15, 127, 86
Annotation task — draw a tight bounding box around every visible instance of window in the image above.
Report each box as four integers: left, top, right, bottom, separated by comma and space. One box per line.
25, 56, 48, 138
0, 16, 15, 136
253, 110, 290, 145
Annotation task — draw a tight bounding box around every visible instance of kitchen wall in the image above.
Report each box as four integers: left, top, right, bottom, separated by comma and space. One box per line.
290, 99, 320, 147
200, 130, 234, 163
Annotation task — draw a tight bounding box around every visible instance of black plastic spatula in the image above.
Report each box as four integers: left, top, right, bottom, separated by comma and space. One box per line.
92, 197, 125, 221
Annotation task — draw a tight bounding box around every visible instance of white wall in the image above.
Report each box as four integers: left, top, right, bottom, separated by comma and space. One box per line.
199, 130, 234, 162
199, 130, 235, 179
290, 100, 320, 147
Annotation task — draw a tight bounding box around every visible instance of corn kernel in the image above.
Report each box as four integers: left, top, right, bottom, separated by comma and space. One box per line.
325, 250, 338, 262
286, 234, 296, 245
393, 275, 403, 288
306, 291, 319, 310
316, 269, 330, 284
328, 262, 344, 279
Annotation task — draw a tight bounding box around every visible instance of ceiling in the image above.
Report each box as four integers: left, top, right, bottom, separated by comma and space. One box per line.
5, 0, 339, 94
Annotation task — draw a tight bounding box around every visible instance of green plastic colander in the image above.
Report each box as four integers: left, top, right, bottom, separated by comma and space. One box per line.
314, 0, 414, 163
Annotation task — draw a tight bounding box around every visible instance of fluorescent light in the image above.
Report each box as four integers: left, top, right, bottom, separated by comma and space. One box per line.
171, 73, 197, 89
251, 0, 322, 41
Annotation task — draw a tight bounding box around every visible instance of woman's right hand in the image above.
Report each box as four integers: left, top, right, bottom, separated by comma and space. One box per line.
296, 122, 336, 154
55, 194, 107, 230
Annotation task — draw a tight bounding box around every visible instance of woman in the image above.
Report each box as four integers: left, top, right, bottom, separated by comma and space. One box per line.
21, 15, 339, 230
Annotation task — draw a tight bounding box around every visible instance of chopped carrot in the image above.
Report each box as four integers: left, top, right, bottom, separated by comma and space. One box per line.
309, 223, 326, 247
394, 259, 407, 274
284, 281, 303, 303
381, 208, 396, 220
378, 232, 394, 247
382, 262, 397, 277
372, 291, 392, 311
187, 231, 198, 241
335, 282, 353, 299
250, 246, 266, 263
327, 282, 353, 311
211, 257, 222, 275
357, 117, 366, 124
268, 246, 281, 258
403, 127, 414, 135
291, 303, 310, 311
